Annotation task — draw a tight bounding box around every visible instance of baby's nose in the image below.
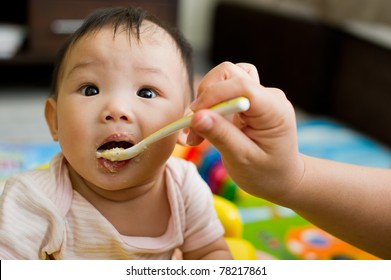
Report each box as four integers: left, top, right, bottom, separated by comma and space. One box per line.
105, 113, 129, 122
101, 99, 132, 123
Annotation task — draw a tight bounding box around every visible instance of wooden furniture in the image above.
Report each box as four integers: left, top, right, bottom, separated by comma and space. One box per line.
28, 0, 178, 61
0, 0, 178, 85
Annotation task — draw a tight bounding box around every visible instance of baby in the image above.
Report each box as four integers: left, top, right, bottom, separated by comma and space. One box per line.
0, 7, 231, 260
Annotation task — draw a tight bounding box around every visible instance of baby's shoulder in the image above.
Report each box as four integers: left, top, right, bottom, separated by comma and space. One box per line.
167, 156, 198, 173
4, 167, 55, 199
3, 153, 66, 203
166, 156, 209, 193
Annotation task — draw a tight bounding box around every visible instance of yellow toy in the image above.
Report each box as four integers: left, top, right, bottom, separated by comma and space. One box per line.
213, 194, 257, 260
225, 237, 258, 260
213, 194, 243, 238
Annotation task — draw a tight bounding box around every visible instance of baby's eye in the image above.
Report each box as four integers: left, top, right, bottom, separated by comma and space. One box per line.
137, 88, 157, 99
80, 85, 99, 96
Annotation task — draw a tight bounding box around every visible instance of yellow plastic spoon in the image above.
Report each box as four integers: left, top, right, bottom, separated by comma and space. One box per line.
96, 97, 250, 161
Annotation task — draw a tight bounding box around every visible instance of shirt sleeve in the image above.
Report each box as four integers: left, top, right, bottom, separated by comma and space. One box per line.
178, 160, 225, 253
0, 172, 65, 259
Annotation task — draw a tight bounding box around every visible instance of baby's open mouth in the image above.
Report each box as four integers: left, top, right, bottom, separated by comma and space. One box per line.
97, 141, 134, 172
98, 141, 134, 152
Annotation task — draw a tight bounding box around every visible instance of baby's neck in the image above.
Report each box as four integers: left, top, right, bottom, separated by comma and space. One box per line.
68, 164, 170, 236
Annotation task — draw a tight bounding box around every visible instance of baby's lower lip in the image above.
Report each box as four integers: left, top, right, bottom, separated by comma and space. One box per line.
98, 158, 130, 173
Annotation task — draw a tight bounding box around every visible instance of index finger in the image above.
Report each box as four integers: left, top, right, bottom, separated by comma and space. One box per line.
197, 62, 260, 97
236, 63, 260, 83
192, 62, 260, 111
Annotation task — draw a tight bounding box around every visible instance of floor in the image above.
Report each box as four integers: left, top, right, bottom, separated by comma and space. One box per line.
0, 87, 53, 144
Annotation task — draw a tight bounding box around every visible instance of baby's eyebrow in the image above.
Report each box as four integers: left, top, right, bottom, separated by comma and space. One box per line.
66, 60, 101, 79
133, 65, 172, 85
134, 65, 167, 77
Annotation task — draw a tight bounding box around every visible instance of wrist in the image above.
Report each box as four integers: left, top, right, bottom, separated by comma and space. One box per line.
252, 152, 306, 208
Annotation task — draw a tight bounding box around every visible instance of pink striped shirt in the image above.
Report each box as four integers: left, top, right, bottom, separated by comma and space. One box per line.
0, 153, 224, 259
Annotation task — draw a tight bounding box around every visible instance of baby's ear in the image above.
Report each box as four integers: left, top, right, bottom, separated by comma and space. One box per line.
45, 98, 59, 141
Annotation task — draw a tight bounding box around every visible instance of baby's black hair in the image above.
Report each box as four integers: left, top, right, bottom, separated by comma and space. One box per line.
50, 6, 194, 99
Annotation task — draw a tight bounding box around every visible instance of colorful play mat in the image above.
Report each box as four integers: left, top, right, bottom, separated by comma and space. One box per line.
1, 118, 390, 259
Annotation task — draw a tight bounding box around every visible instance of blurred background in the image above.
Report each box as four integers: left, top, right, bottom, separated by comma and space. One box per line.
1, 0, 391, 260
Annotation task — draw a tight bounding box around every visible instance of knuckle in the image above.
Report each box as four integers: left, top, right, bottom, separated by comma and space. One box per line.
220, 61, 235, 69
271, 87, 287, 98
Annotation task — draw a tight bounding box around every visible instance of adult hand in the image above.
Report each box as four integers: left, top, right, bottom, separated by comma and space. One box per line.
188, 62, 304, 201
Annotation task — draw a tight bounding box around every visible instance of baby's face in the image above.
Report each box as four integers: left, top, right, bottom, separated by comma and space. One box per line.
48, 22, 190, 190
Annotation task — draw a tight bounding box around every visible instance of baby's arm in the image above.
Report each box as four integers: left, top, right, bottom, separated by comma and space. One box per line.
189, 62, 391, 259
178, 159, 233, 260
0, 175, 63, 259
182, 237, 232, 260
